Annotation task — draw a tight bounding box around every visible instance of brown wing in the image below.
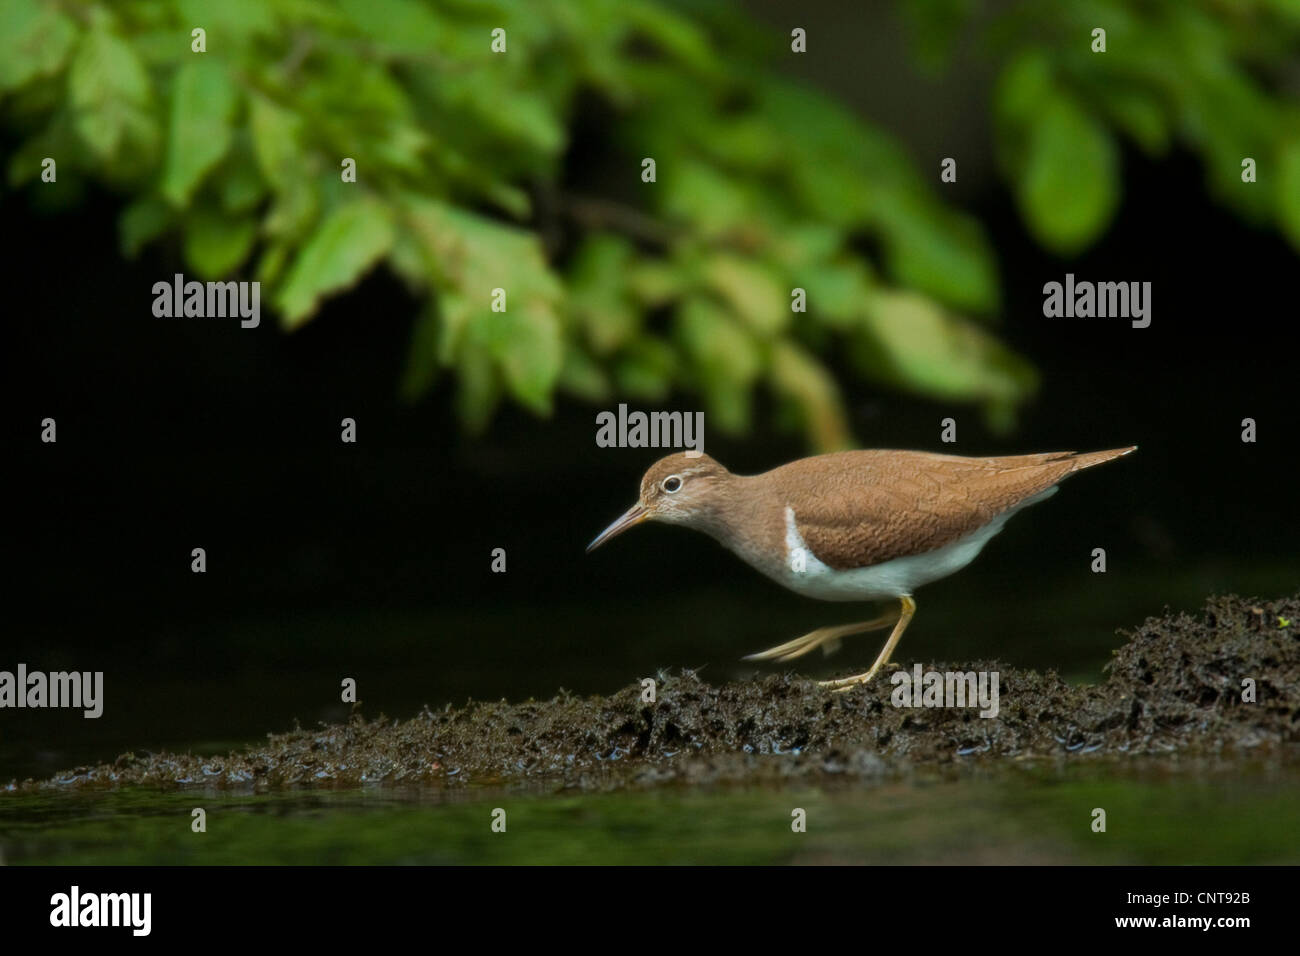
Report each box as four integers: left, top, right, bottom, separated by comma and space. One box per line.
769, 448, 1131, 570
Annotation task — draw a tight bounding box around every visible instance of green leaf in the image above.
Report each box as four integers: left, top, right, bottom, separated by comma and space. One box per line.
1278, 138, 1300, 254
400, 197, 561, 304
703, 254, 788, 336
435, 70, 565, 158
614, 338, 676, 400
472, 304, 564, 415
7, 113, 77, 186
676, 297, 762, 433
1019, 96, 1119, 255
660, 160, 759, 238
338, 0, 444, 56
387, 228, 431, 290
278, 199, 395, 327
68, 31, 151, 161
568, 234, 639, 354
0, 0, 78, 92
256, 242, 290, 286
183, 205, 257, 278
875, 196, 999, 314
118, 195, 174, 258
220, 144, 268, 214
248, 95, 303, 189
399, 198, 564, 408
627, 259, 685, 307
1102, 88, 1170, 156
624, 0, 722, 77
993, 49, 1053, 132
770, 341, 852, 452
435, 292, 472, 365
796, 257, 874, 330
558, 343, 612, 402
455, 339, 502, 434
400, 305, 441, 401
263, 174, 320, 242
1183, 66, 1277, 223
177, 0, 278, 41
162, 60, 239, 206
857, 291, 1036, 404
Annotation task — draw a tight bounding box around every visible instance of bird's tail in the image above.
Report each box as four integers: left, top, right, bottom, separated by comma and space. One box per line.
1067, 445, 1138, 473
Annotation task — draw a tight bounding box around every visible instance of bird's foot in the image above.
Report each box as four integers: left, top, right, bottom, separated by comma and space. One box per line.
820, 660, 903, 693
744, 612, 898, 664
818, 668, 883, 693
745, 628, 838, 663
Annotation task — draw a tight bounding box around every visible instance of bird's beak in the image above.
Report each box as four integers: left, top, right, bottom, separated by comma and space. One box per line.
587, 503, 649, 552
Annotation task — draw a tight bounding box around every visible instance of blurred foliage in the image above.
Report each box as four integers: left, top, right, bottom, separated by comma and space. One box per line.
1, 1, 1295, 449
900, 0, 1300, 255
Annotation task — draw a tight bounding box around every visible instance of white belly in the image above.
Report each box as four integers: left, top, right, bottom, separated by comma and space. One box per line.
770, 489, 1056, 601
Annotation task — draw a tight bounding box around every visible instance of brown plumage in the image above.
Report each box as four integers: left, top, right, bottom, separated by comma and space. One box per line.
589, 445, 1137, 689
764, 447, 1134, 570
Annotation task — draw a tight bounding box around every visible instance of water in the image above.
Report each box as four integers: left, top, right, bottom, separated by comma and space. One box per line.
4, 761, 1296, 865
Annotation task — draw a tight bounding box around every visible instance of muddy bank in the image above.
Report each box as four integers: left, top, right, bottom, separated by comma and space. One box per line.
13, 593, 1299, 793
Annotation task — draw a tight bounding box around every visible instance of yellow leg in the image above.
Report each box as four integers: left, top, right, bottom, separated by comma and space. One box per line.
743, 608, 901, 663
819, 595, 917, 691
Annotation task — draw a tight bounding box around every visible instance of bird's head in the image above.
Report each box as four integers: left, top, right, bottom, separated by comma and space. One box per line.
587, 452, 732, 551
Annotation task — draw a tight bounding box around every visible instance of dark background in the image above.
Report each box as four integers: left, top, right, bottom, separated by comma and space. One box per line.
4, 9, 1296, 782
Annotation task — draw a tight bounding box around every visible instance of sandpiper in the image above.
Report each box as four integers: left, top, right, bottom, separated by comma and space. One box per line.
588, 446, 1136, 689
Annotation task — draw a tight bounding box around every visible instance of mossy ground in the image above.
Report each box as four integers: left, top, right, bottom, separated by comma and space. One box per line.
12, 593, 1298, 794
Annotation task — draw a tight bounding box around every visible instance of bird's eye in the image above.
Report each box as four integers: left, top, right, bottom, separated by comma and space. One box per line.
662, 475, 683, 493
